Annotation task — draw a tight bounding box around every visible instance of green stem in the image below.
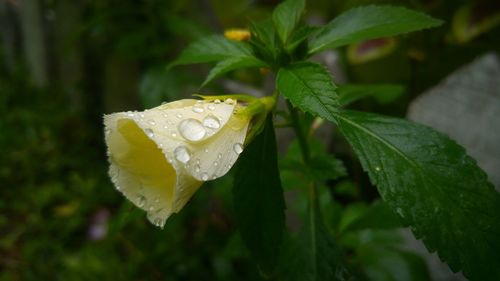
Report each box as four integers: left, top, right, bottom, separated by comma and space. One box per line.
286, 101, 320, 273
286, 100, 310, 164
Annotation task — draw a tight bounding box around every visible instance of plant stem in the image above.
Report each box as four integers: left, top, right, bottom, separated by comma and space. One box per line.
286, 100, 310, 164
286, 99, 319, 211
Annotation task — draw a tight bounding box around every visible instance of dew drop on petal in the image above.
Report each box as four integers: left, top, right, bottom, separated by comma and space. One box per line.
201, 173, 209, 181
174, 146, 191, 164
140, 113, 145, 119
204, 148, 209, 153
154, 218, 165, 228
178, 118, 206, 141
233, 143, 243, 154
195, 165, 200, 173
218, 153, 222, 159
192, 105, 204, 113
375, 166, 381, 172
137, 195, 146, 207
176, 113, 183, 119
148, 120, 156, 126
171, 132, 177, 137
203, 115, 221, 129
145, 128, 154, 138
127, 112, 135, 117
207, 104, 216, 111
224, 98, 234, 104
214, 161, 218, 166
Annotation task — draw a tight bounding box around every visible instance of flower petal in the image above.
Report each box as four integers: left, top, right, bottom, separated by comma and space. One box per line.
184, 118, 248, 181
104, 98, 249, 228
105, 116, 189, 227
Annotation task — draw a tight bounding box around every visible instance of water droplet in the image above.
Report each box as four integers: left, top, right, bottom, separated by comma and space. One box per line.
171, 132, 177, 137
203, 115, 221, 129
154, 217, 164, 228
140, 113, 145, 119
162, 113, 168, 118
148, 120, 156, 126
225, 98, 234, 104
201, 173, 209, 181
174, 146, 191, 164
127, 112, 135, 117
192, 105, 204, 113
137, 195, 146, 207
115, 184, 121, 191
218, 153, 222, 159
233, 143, 243, 154
195, 165, 200, 173
163, 124, 168, 129
196, 159, 200, 165
176, 113, 183, 119
207, 104, 216, 111
375, 166, 381, 171
214, 99, 221, 104
204, 148, 209, 153
178, 118, 206, 141
145, 128, 154, 138
214, 161, 218, 166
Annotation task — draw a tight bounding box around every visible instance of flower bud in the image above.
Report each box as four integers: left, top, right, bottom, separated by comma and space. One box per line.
104, 98, 250, 228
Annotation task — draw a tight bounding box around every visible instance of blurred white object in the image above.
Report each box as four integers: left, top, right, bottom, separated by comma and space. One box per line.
408, 53, 500, 189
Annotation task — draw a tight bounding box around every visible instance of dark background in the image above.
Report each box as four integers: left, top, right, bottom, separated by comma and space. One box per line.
1, 0, 498, 280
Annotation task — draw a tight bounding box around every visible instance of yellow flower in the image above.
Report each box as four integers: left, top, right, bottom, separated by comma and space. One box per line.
224, 28, 251, 41
104, 98, 250, 228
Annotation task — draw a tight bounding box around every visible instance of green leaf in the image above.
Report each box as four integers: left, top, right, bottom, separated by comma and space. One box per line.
309, 5, 443, 54
277, 62, 339, 124
169, 35, 253, 67
335, 110, 500, 281
272, 0, 305, 44
340, 200, 401, 234
249, 19, 280, 65
338, 84, 405, 106
309, 155, 347, 182
286, 25, 319, 52
233, 115, 285, 274
279, 204, 349, 281
201, 56, 267, 87
281, 139, 346, 182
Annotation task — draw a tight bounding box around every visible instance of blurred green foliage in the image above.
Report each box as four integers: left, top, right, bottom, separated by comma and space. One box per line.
1, 0, 499, 280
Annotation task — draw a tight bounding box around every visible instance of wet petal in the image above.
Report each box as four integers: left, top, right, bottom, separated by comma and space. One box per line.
104, 98, 250, 228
